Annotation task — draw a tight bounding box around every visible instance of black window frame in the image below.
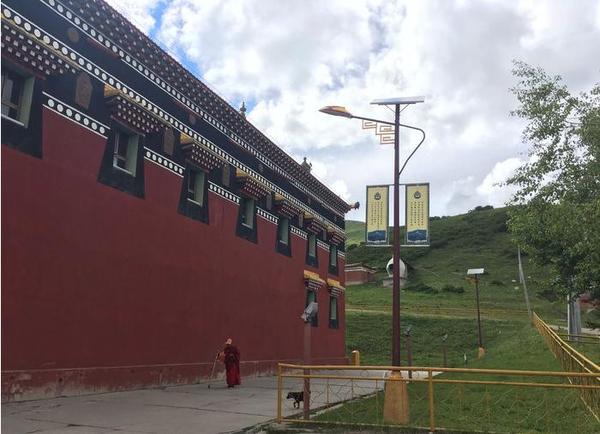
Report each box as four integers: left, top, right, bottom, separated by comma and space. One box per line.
1, 62, 43, 158
306, 233, 318, 267
306, 289, 319, 327
1, 69, 24, 121
178, 165, 209, 224
329, 296, 339, 329
236, 196, 258, 243
329, 244, 339, 275
276, 216, 292, 256
98, 121, 145, 198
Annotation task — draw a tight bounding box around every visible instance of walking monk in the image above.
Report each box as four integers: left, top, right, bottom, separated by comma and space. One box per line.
221, 338, 241, 388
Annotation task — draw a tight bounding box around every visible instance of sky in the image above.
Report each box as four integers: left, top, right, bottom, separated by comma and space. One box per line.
106, 0, 600, 221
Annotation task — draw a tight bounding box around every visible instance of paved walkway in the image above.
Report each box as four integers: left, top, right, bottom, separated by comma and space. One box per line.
2, 370, 432, 434
2, 376, 280, 434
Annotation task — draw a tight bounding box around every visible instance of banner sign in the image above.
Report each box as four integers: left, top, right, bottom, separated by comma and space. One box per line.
405, 183, 430, 245
365, 185, 389, 245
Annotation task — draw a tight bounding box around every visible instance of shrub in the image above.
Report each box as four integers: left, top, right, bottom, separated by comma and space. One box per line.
441, 284, 465, 294
537, 289, 559, 302
490, 279, 504, 286
405, 282, 438, 294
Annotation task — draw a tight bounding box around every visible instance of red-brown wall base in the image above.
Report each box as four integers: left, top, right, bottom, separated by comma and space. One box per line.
2, 356, 348, 402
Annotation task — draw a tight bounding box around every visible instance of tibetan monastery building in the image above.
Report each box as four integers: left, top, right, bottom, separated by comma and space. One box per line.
1, 0, 352, 401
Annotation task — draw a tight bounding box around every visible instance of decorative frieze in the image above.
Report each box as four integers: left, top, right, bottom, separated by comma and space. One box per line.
2, 2, 346, 234
43, 92, 108, 137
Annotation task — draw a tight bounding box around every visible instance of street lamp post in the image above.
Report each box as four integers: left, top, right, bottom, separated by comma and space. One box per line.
320, 97, 424, 367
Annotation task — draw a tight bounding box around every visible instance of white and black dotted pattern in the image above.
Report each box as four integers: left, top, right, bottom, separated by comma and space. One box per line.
317, 240, 330, 252
144, 148, 184, 177
38, 0, 348, 222
291, 226, 307, 240
257, 208, 277, 225
42, 92, 108, 138
5, 3, 345, 236
209, 183, 240, 205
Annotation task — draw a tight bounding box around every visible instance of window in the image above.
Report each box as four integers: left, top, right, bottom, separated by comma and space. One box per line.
1, 68, 34, 127
98, 122, 145, 198
112, 130, 139, 175
308, 234, 316, 257
276, 217, 291, 256
2, 69, 23, 121
306, 290, 318, 327
278, 217, 289, 245
236, 196, 258, 243
329, 296, 339, 329
187, 169, 206, 205
306, 233, 318, 267
329, 244, 338, 274
178, 165, 209, 223
241, 197, 255, 229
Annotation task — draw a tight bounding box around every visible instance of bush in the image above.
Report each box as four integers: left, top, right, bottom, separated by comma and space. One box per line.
441, 284, 465, 294
490, 279, 504, 286
537, 289, 559, 302
405, 282, 438, 294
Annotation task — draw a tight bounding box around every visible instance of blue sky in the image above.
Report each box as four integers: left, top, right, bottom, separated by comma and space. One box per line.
108, 0, 600, 221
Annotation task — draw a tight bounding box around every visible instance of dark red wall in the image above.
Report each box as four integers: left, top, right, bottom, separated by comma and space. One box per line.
1, 109, 346, 400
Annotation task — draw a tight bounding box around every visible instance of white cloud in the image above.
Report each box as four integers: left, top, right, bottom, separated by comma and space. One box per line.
105, 0, 163, 34
120, 0, 600, 219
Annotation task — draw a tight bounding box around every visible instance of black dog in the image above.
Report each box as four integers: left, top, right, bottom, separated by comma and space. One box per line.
286, 391, 304, 408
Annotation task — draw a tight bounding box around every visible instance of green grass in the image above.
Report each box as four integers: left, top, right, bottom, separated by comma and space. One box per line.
345, 208, 572, 322
346, 311, 525, 367
331, 315, 600, 432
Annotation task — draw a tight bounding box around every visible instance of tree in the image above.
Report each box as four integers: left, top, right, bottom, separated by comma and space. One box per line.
507, 61, 600, 300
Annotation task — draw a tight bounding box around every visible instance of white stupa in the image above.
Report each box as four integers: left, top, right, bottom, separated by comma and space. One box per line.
386, 257, 407, 288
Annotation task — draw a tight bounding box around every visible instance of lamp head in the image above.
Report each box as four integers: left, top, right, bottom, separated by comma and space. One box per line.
319, 106, 353, 118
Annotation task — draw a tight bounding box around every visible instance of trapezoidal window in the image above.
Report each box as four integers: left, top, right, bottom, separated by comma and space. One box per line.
306, 233, 318, 267
98, 122, 145, 198
112, 130, 139, 175
1, 63, 42, 157
236, 196, 258, 243
329, 244, 339, 275
276, 217, 291, 256
178, 165, 209, 224
329, 296, 339, 329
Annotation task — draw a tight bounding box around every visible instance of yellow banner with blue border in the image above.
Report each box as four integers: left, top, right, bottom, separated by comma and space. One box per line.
405, 183, 430, 245
365, 185, 389, 245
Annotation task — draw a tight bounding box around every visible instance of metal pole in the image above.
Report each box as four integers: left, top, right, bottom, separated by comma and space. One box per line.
475, 276, 483, 348
406, 334, 413, 379
303, 321, 311, 420
517, 247, 532, 321
277, 364, 283, 423
392, 103, 401, 367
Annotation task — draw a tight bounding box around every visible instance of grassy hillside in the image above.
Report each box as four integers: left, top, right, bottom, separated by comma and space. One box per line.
345, 207, 567, 323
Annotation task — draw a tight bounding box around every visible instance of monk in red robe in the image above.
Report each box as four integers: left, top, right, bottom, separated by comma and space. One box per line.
222, 338, 241, 388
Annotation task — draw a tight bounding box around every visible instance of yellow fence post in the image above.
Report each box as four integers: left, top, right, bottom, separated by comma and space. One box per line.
277, 364, 282, 423
428, 369, 435, 432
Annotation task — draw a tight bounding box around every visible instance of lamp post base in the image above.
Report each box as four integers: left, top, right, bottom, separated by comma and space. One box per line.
383, 371, 410, 424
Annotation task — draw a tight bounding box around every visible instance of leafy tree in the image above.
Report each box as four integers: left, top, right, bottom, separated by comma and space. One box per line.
507, 61, 600, 299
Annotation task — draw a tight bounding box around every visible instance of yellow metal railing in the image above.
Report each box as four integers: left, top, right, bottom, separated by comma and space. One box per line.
533, 312, 600, 420
276, 363, 600, 432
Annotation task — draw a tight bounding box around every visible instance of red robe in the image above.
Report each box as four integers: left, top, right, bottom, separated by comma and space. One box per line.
223, 345, 241, 387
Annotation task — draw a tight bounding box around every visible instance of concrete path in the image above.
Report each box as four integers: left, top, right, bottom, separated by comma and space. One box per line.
2, 376, 280, 434
2, 370, 432, 434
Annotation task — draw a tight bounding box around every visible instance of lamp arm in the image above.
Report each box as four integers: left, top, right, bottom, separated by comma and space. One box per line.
348, 113, 427, 177
398, 126, 426, 178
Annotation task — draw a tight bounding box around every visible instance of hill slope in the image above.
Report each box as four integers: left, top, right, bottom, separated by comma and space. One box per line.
344, 207, 561, 317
